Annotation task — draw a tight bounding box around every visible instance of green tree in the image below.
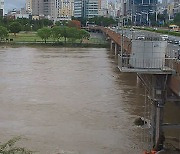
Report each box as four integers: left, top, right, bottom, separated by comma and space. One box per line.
60, 26, 70, 44
66, 27, 79, 43
174, 13, 180, 26
51, 26, 63, 42
88, 16, 117, 26
9, 22, 22, 36
78, 29, 90, 43
37, 27, 51, 43
0, 26, 8, 41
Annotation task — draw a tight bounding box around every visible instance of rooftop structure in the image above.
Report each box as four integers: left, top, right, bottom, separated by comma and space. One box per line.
118, 37, 175, 74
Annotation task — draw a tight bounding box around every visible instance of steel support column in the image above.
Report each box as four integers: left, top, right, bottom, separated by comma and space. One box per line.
151, 75, 166, 150
110, 40, 114, 51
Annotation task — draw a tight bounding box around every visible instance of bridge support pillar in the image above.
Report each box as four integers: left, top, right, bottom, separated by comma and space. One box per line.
110, 40, 114, 52
114, 44, 119, 55
138, 74, 168, 150
150, 75, 167, 150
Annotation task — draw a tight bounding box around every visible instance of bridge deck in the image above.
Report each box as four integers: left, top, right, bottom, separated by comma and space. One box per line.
95, 26, 180, 97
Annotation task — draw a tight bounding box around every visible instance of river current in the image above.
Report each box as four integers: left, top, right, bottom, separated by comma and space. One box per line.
0, 47, 179, 154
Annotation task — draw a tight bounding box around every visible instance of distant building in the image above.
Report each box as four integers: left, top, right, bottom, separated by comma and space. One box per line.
86, 0, 99, 18
173, 0, 180, 15
167, 3, 174, 18
31, 0, 55, 20
32, 0, 44, 16
55, 0, 74, 21
74, 0, 84, 18
26, 0, 32, 14
74, 0, 99, 19
124, 0, 158, 25
0, 0, 4, 16
15, 14, 30, 19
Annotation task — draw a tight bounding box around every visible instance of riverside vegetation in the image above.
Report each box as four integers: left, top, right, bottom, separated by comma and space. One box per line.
0, 18, 110, 47
0, 137, 33, 154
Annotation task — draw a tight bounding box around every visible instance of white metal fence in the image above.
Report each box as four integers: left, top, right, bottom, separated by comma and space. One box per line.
118, 54, 176, 73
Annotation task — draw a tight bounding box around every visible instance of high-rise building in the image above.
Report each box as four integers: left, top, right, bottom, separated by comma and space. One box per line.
44, 0, 55, 20
74, 0, 99, 18
74, 0, 84, 17
31, 0, 55, 20
55, 0, 74, 21
32, 0, 44, 16
86, 0, 99, 18
0, 0, 4, 16
26, 0, 32, 14
162, 0, 168, 7
125, 0, 158, 25
173, 0, 180, 15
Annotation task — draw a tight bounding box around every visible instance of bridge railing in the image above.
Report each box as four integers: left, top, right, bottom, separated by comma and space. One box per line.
118, 54, 176, 74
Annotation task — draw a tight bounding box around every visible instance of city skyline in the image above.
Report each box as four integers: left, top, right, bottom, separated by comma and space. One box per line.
4, 0, 163, 13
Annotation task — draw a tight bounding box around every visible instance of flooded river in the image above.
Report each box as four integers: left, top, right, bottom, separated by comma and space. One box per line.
0, 47, 179, 154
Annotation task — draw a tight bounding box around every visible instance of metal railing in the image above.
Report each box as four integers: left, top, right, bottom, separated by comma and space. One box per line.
118, 54, 176, 73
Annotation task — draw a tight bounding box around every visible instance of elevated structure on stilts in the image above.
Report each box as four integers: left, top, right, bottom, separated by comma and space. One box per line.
118, 36, 180, 153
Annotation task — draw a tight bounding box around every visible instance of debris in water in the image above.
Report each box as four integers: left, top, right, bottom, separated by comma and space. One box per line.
134, 117, 147, 126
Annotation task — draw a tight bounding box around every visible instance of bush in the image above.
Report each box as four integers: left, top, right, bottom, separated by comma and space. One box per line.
0, 136, 33, 154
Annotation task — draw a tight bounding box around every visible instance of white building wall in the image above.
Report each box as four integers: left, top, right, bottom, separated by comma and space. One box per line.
26, 0, 32, 14
0, 0, 4, 16
55, 0, 74, 21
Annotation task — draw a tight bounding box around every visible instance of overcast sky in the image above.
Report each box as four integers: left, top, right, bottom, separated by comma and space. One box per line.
4, 0, 162, 13
5, 0, 25, 13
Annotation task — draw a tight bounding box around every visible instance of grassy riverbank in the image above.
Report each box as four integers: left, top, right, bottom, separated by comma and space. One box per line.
8, 32, 107, 44
0, 32, 109, 48
135, 27, 180, 37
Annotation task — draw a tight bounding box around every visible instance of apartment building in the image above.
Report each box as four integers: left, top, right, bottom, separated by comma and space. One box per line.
173, 0, 180, 14
31, 0, 55, 20
124, 0, 158, 25
32, 0, 44, 16
55, 0, 74, 21
0, 0, 4, 16
26, 0, 32, 14
74, 0, 99, 19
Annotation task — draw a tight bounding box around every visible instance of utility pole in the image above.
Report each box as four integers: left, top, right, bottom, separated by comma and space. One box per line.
120, 16, 123, 68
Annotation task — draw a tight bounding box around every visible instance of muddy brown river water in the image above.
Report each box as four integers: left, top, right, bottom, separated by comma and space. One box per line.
0, 47, 179, 154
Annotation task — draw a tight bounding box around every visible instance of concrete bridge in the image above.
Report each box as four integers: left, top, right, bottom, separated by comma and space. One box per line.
85, 26, 180, 98
84, 26, 180, 152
